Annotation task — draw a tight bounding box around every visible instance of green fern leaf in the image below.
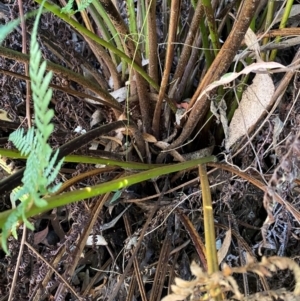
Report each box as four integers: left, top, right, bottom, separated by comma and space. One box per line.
1, 212, 19, 254
61, 0, 93, 15
0, 19, 21, 45
77, 0, 94, 12
9, 128, 37, 156
0, 9, 43, 45
2, 0, 64, 254
44, 150, 64, 185
61, 0, 76, 15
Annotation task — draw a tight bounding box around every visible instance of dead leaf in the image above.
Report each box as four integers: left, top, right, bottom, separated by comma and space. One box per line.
217, 229, 232, 264
90, 109, 104, 128
0, 109, 12, 122
210, 98, 229, 140
143, 132, 157, 143
244, 28, 260, 60
110, 87, 128, 102
272, 116, 284, 147
101, 135, 123, 146
34, 226, 49, 245
175, 108, 186, 125
225, 73, 275, 150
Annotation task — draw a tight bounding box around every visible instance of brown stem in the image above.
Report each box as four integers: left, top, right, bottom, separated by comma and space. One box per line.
152, 0, 181, 138
146, 0, 159, 91
0, 120, 138, 194
18, 0, 32, 129
169, 1, 204, 99
0, 46, 122, 111
156, 0, 260, 163
99, 0, 152, 133
0, 68, 122, 111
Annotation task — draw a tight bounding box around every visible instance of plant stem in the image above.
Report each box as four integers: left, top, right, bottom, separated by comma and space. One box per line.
270, 0, 293, 61
199, 164, 222, 300
0, 148, 165, 170
261, 0, 275, 61
153, 0, 180, 138
156, 0, 260, 163
0, 156, 217, 231
33, 0, 159, 91
146, 0, 159, 90
0, 46, 122, 110
202, 0, 220, 56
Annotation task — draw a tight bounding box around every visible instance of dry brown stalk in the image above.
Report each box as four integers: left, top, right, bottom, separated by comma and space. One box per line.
99, 0, 152, 133
153, 0, 181, 138
156, 0, 260, 163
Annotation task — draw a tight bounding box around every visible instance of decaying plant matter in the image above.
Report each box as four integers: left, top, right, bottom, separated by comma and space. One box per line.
163, 256, 300, 301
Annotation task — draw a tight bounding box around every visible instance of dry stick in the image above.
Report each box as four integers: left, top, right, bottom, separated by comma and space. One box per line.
99, 0, 152, 133
146, 0, 159, 92
207, 162, 300, 222
83, 37, 123, 118
149, 218, 173, 301
225, 201, 250, 296
81, 37, 122, 89
156, 0, 260, 163
0, 46, 122, 111
55, 167, 117, 195
8, 1, 29, 299
32, 246, 66, 301
257, 27, 300, 39
54, 193, 111, 300
8, 226, 27, 301
18, 0, 32, 128
39, 32, 109, 89
126, 277, 137, 301
169, 0, 204, 100
123, 212, 148, 301
24, 242, 83, 300
107, 205, 158, 301
216, 0, 239, 20
152, 0, 181, 138
176, 209, 207, 271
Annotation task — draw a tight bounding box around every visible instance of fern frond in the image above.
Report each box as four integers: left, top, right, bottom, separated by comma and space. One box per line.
0, 9, 42, 45
9, 128, 37, 156
2, 0, 64, 255
44, 149, 64, 187
77, 0, 94, 12
1, 199, 34, 254
61, 0, 93, 15
47, 182, 62, 194
1, 210, 19, 254
12, 186, 30, 204
0, 18, 22, 45
61, 0, 76, 14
